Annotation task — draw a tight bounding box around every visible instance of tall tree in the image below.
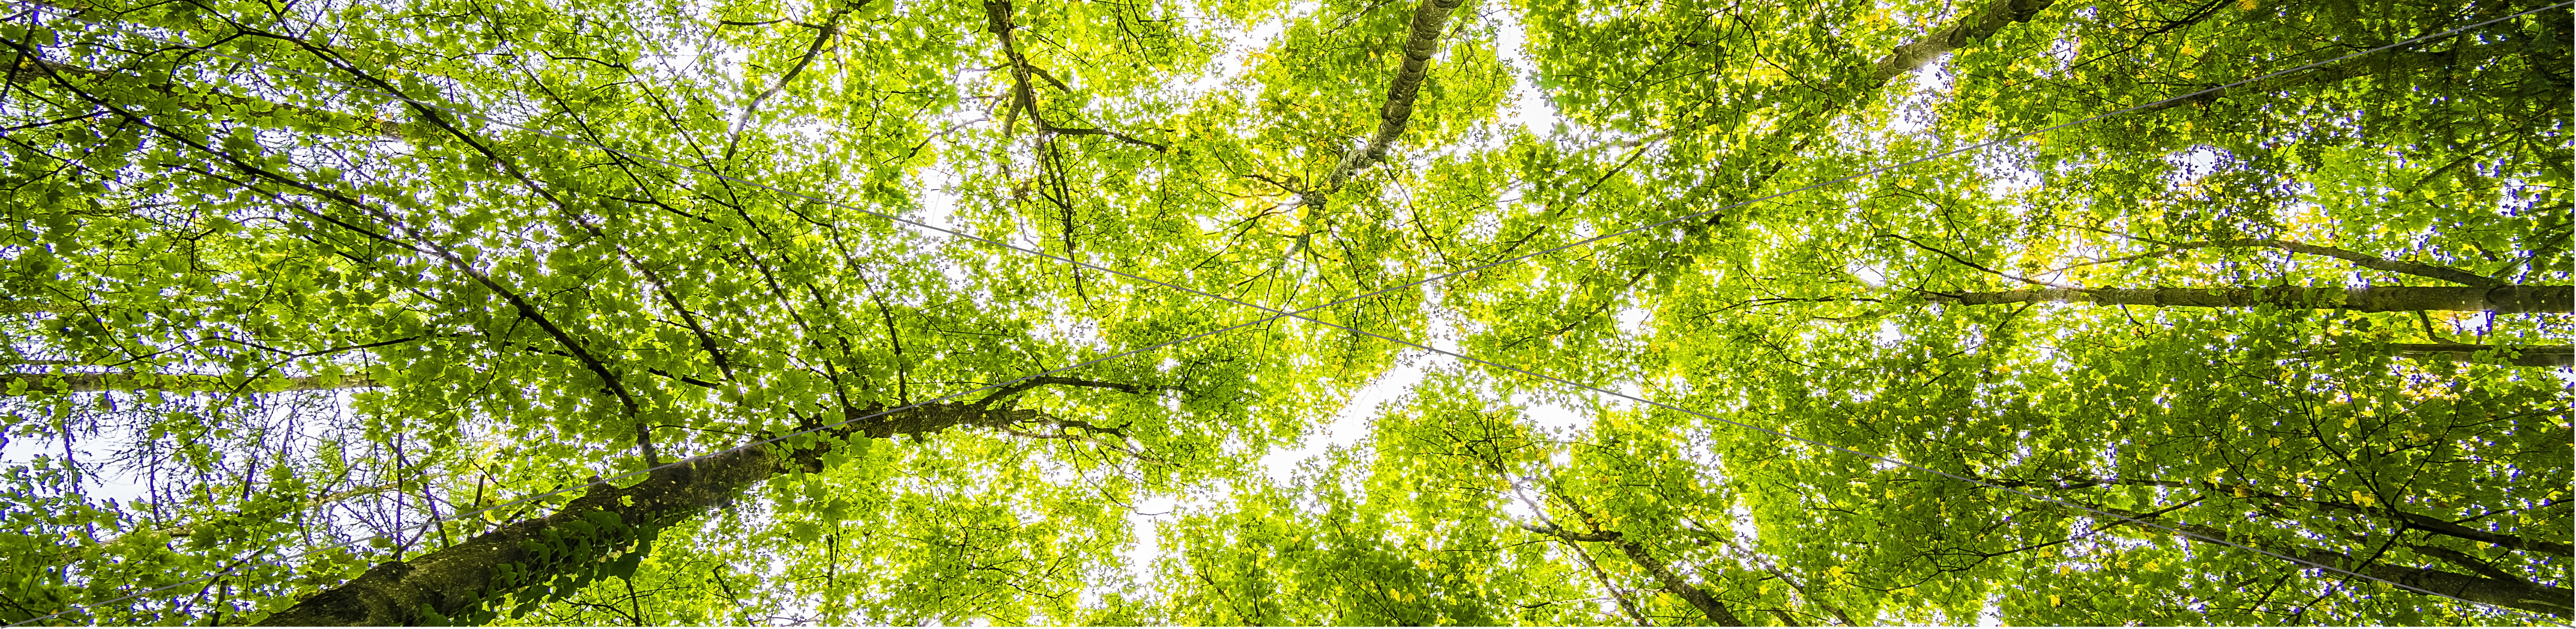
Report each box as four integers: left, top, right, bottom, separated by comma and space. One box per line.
3, 0, 2564, 624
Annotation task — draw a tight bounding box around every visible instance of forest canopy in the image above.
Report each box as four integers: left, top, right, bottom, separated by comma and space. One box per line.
0, 0, 2569, 624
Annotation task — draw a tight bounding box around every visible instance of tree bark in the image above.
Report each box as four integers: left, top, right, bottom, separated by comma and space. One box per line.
1612, 537, 1747, 626
1870, 0, 2057, 83
0, 372, 379, 395
2104, 508, 2574, 618
1521, 523, 1746, 625
2000, 476, 2575, 557
254, 402, 1038, 626
2146, 240, 2502, 288
1312, 0, 1470, 193
2385, 344, 2573, 369
1937, 285, 2571, 313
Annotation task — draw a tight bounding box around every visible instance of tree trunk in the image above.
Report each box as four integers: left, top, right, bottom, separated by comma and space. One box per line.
1870, 0, 2056, 82
1938, 285, 2571, 313
2003, 476, 2575, 557
1612, 538, 1746, 626
2106, 509, 2574, 618
0, 372, 380, 395
1313, 0, 1469, 191
2385, 344, 2573, 369
253, 403, 1036, 626
1522, 523, 1746, 625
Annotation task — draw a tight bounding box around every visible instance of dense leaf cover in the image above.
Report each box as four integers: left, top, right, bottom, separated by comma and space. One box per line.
0, 0, 2567, 624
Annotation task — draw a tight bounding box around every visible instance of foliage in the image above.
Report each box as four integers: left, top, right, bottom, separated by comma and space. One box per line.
0, 0, 2565, 624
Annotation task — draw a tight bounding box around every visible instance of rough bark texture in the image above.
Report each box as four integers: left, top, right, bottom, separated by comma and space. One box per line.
1312, 0, 1469, 194
1941, 285, 2572, 313
1521, 523, 1746, 625
1612, 538, 1746, 626
1269, 0, 1467, 272
253, 403, 1036, 626
1869, 0, 2057, 83
2292, 549, 2575, 618
2110, 510, 2574, 618
0, 372, 379, 395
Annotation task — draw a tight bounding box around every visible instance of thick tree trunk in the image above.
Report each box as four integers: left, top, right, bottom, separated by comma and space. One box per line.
2295, 550, 2574, 618
0, 372, 379, 395
1939, 285, 2571, 313
253, 403, 1036, 626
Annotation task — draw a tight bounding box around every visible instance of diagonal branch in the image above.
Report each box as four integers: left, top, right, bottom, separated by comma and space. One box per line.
724, 1, 871, 160
974, 376, 1185, 409
1878, 232, 2078, 289
1870, 0, 2058, 83
8, 56, 404, 138
982, 0, 1167, 151
1528, 482, 1748, 625
2007, 476, 2575, 557
2057, 238, 2505, 288
2099, 507, 2573, 618
5, 36, 661, 463
1311, 0, 1470, 196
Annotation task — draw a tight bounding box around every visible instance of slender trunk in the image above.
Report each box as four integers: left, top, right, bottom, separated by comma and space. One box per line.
2139, 41, 2534, 114
1938, 285, 2571, 313
255, 403, 1037, 626
0, 372, 379, 395
2142, 239, 2502, 287
1871, 0, 2056, 82
1268, 0, 1467, 273
1314, 0, 1470, 192
1522, 523, 1746, 625
1612, 538, 1747, 626
2012, 477, 2575, 557
2385, 344, 2573, 369
2104, 508, 2574, 618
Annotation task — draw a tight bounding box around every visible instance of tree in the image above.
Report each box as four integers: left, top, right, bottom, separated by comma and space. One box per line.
4, 0, 2565, 624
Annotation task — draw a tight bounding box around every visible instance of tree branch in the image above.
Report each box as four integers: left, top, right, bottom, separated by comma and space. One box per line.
1870, 0, 2057, 83
2064, 238, 2505, 288
2098, 507, 2573, 618
973, 376, 1185, 410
